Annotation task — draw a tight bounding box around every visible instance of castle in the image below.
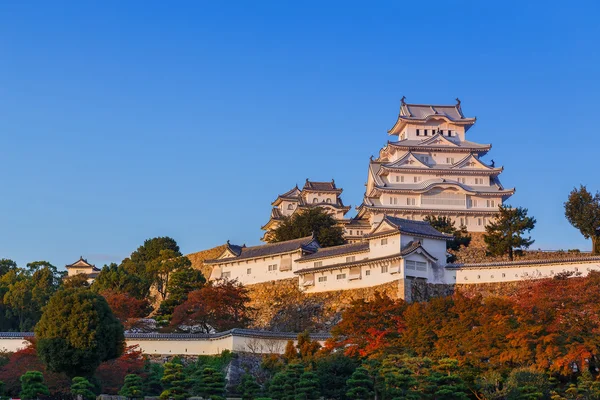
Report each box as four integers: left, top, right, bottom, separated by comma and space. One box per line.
208, 98, 600, 299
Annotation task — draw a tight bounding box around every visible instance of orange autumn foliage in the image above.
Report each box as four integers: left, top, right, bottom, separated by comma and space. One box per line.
100, 289, 151, 329
95, 345, 146, 394
329, 272, 600, 376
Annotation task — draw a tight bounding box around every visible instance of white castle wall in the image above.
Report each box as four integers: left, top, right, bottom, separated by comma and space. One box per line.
0, 330, 329, 356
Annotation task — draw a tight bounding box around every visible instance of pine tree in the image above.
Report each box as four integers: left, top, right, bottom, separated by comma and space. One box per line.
295, 371, 320, 400
195, 367, 226, 400
160, 362, 189, 400
484, 205, 536, 260
119, 374, 144, 400
239, 373, 261, 400
19, 371, 50, 400
71, 377, 96, 400
269, 372, 287, 400
283, 363, 305, 400
346, 367, 374, 400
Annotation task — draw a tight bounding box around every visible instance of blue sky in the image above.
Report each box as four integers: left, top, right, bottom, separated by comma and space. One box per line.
1, 1, 599, 269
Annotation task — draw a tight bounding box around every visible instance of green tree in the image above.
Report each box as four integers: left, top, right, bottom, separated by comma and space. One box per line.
564, 185, 600, 254
158, 266, 205, 315
195, 367, 226, 400
505, 368, 549, 400
484, 205, 536, 260
239, 373, 261, 400
142, 361, 164, 396
119, 374, 144, 400
35, 288, 125, 377
380, 355, 420, 400
269, 372, 287, 400
315, 353, 357, 400
19, 371, 49, 400
0, 259, 17, 276
92, 263, 147, 299
346, 367, 373, 400
424, 215, 471, 262
71, 376, 96, 400
147, 249, 193, 301
295, 371, 320, 400
160, 362, 189, 400
269, 208, 345, 247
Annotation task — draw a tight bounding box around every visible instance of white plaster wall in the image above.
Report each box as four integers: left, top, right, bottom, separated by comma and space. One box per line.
212, 250, 303, 285
455, 261, 600, 284
302, 259, 401, 294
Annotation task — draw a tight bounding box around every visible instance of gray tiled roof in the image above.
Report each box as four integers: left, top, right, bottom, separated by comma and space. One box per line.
446, 256, 600, 269
297, 242, 370, 262
400, 240, 438, 260
205, 236, 318, 264
399, 103, 471, 121
368, 216, 453, 240
0, 329, 331, 340
388, 138, 490, 150
303, 179, 341, 192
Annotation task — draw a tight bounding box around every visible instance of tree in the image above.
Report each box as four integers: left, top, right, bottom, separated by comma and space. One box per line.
295, 371, 320, 400
100, 290, 151, 329
92, 263, 147, 299
35, 288, 125, 377
238, 373, 261, 400
315, 353, 357, 400
269, 372, 287, 400
63, 273, 91, 289
345, 367, 373, 400
424, 215, 471, 262
147, 249, 192, 301
269, 208, 345, 247
95, 346, 145, 395
158, 266, 205, 315
329, 292, 407, 357
564, 185, 600, 254
171, 280, 252, 333
0, 259, 17, 276
160, 362, 189, 400
71, 377, 95, 400
505, 368, 549, 400
19, 371, 49, 400
195, 367, 225, 400
484, 205, 536, 260
379, 355, 420, 400
119, 374, 144, 400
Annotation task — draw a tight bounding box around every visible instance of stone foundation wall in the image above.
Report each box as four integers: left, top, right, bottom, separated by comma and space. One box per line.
246, 278, 403, 333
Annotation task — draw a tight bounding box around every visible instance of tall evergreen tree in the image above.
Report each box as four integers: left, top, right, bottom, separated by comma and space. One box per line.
269, 372, 287, 400
119, 374, 144, 400
564, 185, 600, 254
238, 373, 261, 400
295, 371, 320, 400
195, 367, 226, 400
160, 362, 189, 400
346, 367, 374, 400
19, 371, 49, 400
71, 377, 96, 400
484, 205, 536, 260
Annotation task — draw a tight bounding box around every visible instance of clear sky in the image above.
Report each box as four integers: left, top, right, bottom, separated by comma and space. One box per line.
1, 1, 599, 269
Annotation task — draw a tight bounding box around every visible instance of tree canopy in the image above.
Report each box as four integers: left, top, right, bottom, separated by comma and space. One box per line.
171, 279, 252, 333
423, 215, 471, 262
564, 185, 600, 254
35, 288, 125, 377
483, 205, 536, 260
269, 208, 345, 247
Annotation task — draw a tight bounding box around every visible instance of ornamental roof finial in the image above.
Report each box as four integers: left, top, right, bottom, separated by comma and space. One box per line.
491, 159, 495, 167
400, 96, 407, 106
455, 97, 461, 108
226, 239, 230, 245
306, 178, 309, 183
370, 155, 374, 162
331, 178, 335, 185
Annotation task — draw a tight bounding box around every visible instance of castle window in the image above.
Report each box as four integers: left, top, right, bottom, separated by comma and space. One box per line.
222, 271, 231, 279
314, 261, 322, 268
440, 130, 444, 135
416, 129, 420, 136
268, 264, 278, 271
337, 274, 346, 280
247, 268, 251, 274
477, 275, 481, 279
318, 276, 327, 283
365, 270, 371, 276
346, 256, 355, 262
478, 218, 483, 226
406, 198, 415, 206
446, 157, 455, 164
502, 273, 506, 277
326, 198, 332, 203
487, 200, 495, 208
460, 218, 465, 226
413, 176, 421, 183
313, 198, 319, 203
349, 230, 353, 235
381, 238, 388, 245
288, 204, 294, 210
424, 129, 428, 136
447, 130, 452, 136
381, 265, 389, 273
